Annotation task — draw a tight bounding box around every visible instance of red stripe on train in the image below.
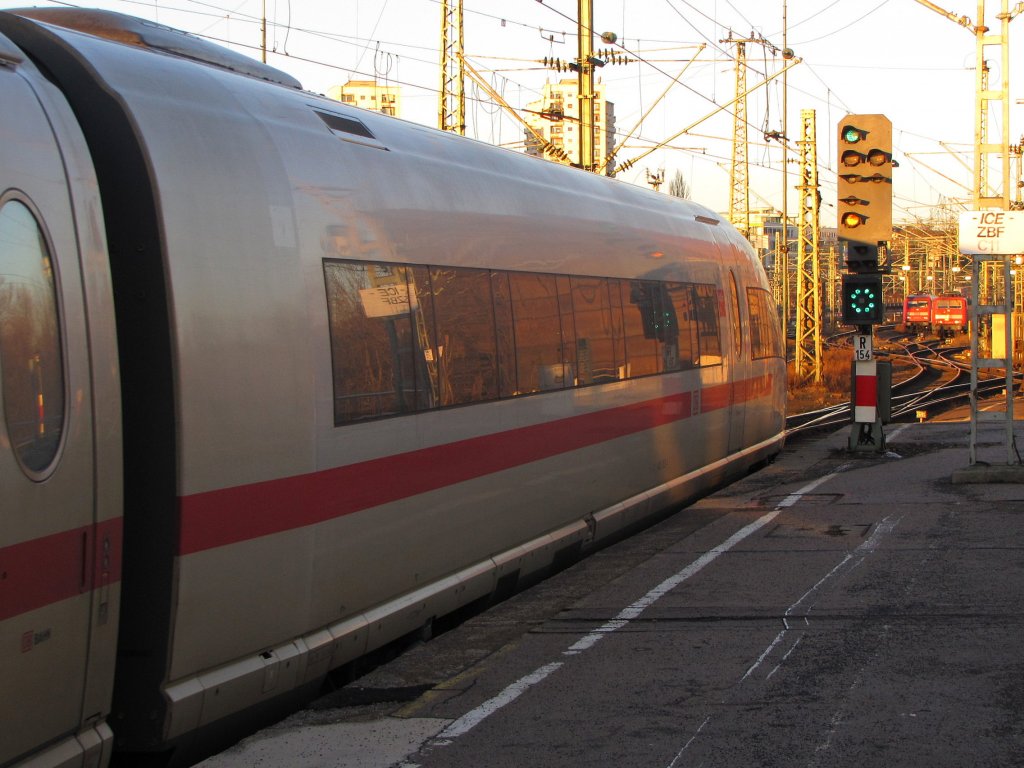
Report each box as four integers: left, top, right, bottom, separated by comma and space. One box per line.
179, 376, 774, 555
0, 518, 122, 622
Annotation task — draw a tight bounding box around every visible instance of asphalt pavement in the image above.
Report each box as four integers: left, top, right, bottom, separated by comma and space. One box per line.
200, 417, 1024, 768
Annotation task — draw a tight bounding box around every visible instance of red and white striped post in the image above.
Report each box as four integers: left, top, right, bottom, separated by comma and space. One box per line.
849, 331, 885, 451
853, 359, 877, 424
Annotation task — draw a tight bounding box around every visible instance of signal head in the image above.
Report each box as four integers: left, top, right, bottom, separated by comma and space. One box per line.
836, 114, 893, 248
841, 273, 885, 325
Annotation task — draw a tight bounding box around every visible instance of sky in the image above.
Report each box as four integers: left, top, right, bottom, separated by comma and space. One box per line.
4, 0, 1020, 226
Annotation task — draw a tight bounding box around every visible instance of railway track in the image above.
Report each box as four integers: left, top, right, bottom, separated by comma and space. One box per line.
785, 331, 1016, 438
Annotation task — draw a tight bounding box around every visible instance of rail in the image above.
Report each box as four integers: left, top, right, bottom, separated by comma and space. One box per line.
786, 331, 1018, 438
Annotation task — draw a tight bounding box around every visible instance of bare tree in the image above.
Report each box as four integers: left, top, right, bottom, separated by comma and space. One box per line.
668, 169, 690, 199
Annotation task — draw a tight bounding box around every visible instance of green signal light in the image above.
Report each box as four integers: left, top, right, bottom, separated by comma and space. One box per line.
849, 288, 878, 313
842, 125, 866, 143
842, 272, 884, 325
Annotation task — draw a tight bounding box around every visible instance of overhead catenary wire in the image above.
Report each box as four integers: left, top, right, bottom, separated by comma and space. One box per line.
32, 0, 980, 221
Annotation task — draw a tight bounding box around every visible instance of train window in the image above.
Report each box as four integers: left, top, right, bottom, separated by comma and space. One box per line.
323, 260, 733, 425
728, 272, 742, 357
570, 276, 617, 384
491, 272, 518, 398
694, 284, 722, 365
666, 282, 699, 370
557, 276, 579, 386
606, 278, 626, 374
323, 261, 433, 424
507, 272, 565, 392
620, 280, 662, 377
0, 199, 65, 474
427, 266, 499, 405
746, 287, 784, 360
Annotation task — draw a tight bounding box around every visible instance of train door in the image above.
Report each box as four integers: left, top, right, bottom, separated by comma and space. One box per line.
726, 268, 747, 455
0, 33, 117, 767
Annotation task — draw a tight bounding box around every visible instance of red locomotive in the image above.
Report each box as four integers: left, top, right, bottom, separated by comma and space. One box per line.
902, 293, 935, 334
932, 294, 969, 337
901, 293, 968, 338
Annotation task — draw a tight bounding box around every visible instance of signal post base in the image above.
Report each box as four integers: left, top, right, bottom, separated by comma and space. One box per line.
849, 419, 885, 453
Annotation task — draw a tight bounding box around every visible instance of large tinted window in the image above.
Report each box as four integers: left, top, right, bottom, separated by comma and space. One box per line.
571, 276, 617, 384
324, 258, 728, 426
666, 282, 699, 370
427, 266, 499, 405
620, 280, 661, 377
0, 199, 65, 473
728, 272, 742, 357
507, 272, 564, 393
324, 261, 432, 423
747, 287, 784, 360
491, 272, 518, 397
694, 284, 722, 365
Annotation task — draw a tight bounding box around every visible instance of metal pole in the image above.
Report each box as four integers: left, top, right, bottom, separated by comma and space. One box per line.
781, 0, 790, 344
577, 0, 596, 172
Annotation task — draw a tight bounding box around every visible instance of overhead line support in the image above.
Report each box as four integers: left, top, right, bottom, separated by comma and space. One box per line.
440, 0, 466, 134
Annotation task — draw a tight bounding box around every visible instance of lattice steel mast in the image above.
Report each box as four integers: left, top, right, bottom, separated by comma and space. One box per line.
973, 0, 1012, 207
722, 35, 750, 238
795, 109, 822, 384
439, 0, 465, 134
721, 32, 777, 239
913, 0, 1022, 466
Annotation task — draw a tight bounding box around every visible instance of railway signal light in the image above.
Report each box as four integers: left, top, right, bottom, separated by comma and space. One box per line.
841, 273, 885, 325
837, 114, 893, 271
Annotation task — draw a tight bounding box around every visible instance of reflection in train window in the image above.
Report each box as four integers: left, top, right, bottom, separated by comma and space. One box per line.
491, 272, 518, 398
666, 282, 699, 370
620, 280, 661, 377
571, 276, 616, 384
694, 284, 722, 365
0, 199, 65, 474
507, 272, 563, 393
728, 272, 742, 357
323, 257, 729, 426
323, 262, 430, 423
747, 287, 784, 360
428, 266, 498, 405
556, 276, 578, 389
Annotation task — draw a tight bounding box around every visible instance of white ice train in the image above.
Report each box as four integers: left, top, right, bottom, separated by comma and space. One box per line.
0, 9, 786, 767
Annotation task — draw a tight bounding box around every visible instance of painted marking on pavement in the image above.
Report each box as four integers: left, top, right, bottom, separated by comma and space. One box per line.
668, 511, 903, 767
428, 466, 849, 750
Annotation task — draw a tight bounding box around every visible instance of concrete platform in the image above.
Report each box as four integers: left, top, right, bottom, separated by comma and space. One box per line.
201, 419, 1024, 768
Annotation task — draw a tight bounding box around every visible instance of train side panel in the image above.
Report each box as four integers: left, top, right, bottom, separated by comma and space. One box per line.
0, 10, 784, 763
0, 28, 121, 768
